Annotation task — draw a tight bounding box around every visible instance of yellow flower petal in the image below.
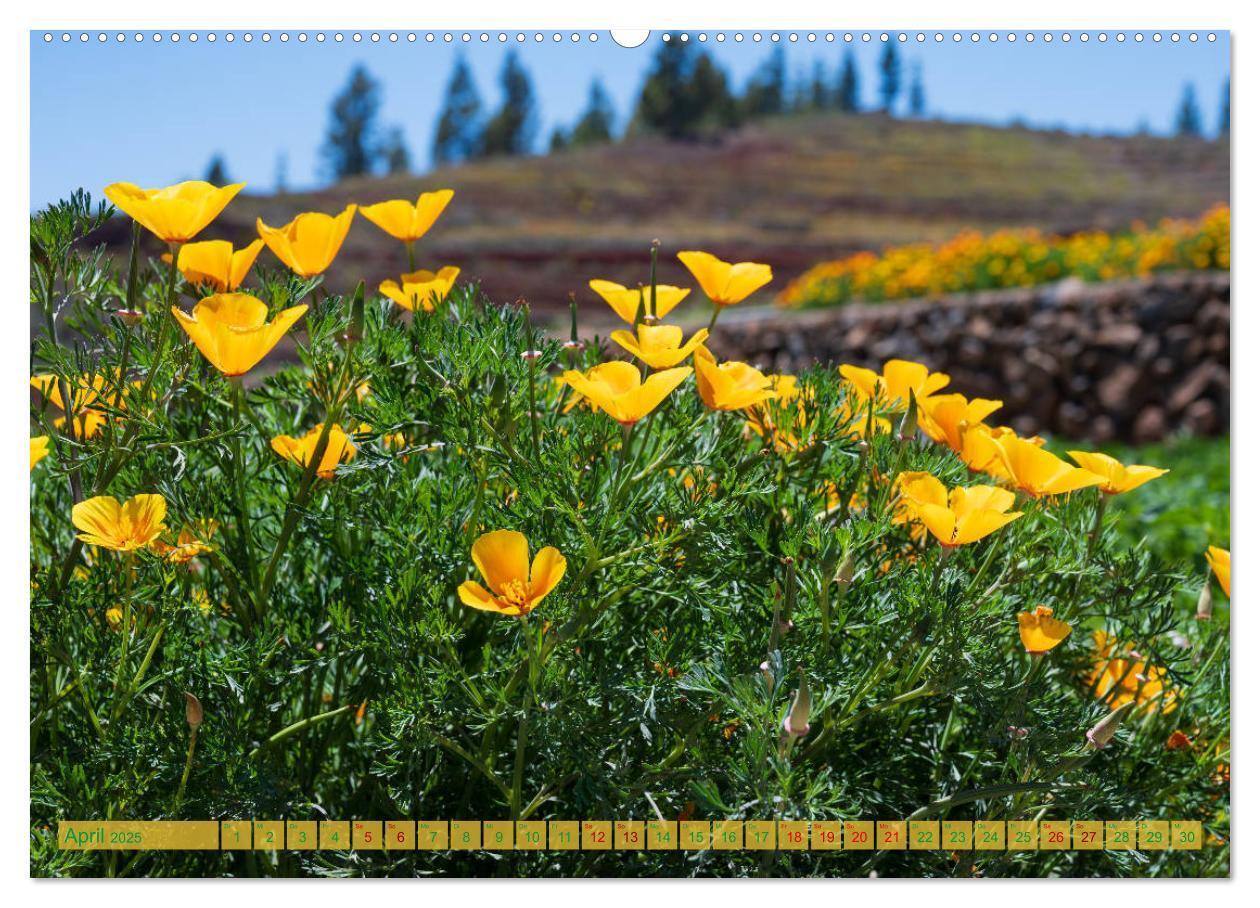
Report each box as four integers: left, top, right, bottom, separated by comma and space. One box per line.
1067, 450, 1168, 495
529, 546, 568, 602
257, 205, 357, 277
589, 280, 691, 323
563, 362, 691, 424
72, 493, 167, 551
360, 189, 454, 242
677, 251, 772, 306
1206, 546, 1230, 598
30, 436, 51, 471
173, 294, 308, 377
996, 434, 1105, 498
610, 324, 709, 369
104, 180, 244, 244
379, 266, 460, 312
1018, 605, 1072, 654
695, 354, 776, 410
471, 529, 531, 596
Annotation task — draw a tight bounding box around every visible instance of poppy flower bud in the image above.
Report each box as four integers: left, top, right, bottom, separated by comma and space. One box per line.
1196, 575, 1214, 621
782, 671, 812, 738
1086, 701, 1135, 750
340, 280, 365, 346
897, 390, 919, 442
115, 309, 144, 327
1007, 725, 1028, 739
520, 349, 543, 362
184, 692, 204, 730
835, 555, 855, 588
562, 340, 585, 352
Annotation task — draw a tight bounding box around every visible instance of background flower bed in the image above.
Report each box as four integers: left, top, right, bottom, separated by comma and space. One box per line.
778, 207, 1229, 309
30, 195, 1230, 879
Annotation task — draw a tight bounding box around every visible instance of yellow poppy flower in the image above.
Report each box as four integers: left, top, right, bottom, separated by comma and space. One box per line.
920, 393, 1003, 450
1086, 631, 1179, 716
562, 361, 692, 425
1206, 546, 1230, 597
1017, 605, 1072, 655
834, 398, 892, 440
677, 251, 773, 307
950, 425, 1003, 477
896, 472, 1022, 547
457, 529, 566, 617
270, 423, 357, 480
72, 493, 168, 552
31, 372, 137, 440
104, 180, 244, 244
1066, 451, 1169, 495
379, 267, 460, 312
694, 349, 777, 411
994, 433, 1105, 499
152, 520, 218, 564
256, 204, 357, 277
588, 279, 691, 323
610, 324, 709, 369
30, 372, 128, 414
359, 189, 454, 242
30, 436, 50, 471
172, 293, 307, 377
747, 375, 814, 453
163, 239, 265, 292
839, 359, 950, 410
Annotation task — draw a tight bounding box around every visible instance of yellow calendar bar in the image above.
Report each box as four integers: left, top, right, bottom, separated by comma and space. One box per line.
55, 819, 1207, 852
58, 821, 220, 850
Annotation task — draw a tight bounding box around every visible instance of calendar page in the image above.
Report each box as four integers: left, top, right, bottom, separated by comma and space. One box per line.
27, 20, 1230, 881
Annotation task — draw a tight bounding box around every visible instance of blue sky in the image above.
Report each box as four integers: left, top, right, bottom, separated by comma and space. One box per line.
29, 30, 1230, 206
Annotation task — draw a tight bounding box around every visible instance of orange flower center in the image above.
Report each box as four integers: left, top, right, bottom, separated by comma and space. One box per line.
499, 578, 530, 608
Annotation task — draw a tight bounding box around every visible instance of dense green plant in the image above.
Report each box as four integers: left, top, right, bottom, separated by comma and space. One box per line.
30, 196, 1229, 878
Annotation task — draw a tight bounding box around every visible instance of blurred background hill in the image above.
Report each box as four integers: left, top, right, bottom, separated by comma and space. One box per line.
90, 113, 1227, 321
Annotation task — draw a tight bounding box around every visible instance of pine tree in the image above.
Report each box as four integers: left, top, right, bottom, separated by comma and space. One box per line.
634, 35, 737, 140
810, 61, 829, 110
878, 43, 901, 113
1218, 79, 1230, 136
321, 65, 383, 180
744, 46, 787, 117
1175, 83, 1203, 138
274, 152, 288, 193
690, 53, 740, 132
549, 127, 570, 152
204, 154, 229, 185
569, 79, 616, 147
433, 56, 484, 165
382, 127, 411, 174
481, 51, 539, 157
908, 64, 925, 118
634, 34, 698, 139
837, 50, 860, 113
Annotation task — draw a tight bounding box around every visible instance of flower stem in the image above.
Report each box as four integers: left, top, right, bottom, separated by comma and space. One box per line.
228, 379, 260, 603
174, 726, 199, 809
249, 703, 354, 759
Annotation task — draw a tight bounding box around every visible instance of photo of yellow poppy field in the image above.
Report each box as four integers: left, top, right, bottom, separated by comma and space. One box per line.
28, 27, 1229, 879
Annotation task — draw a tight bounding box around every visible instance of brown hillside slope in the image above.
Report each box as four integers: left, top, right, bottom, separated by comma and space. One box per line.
88, 113, 1228, 322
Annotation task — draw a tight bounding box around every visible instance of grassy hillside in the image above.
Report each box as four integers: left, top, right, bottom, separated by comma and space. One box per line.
90, 113, 1229, 323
